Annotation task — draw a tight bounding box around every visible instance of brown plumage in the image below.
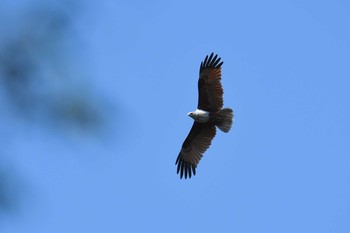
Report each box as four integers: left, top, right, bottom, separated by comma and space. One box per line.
176, 53, 234, 179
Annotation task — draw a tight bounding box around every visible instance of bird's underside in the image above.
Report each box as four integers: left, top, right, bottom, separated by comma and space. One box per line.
176, 53, 234, 179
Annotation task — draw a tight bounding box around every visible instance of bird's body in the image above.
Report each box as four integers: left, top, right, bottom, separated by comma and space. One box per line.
176, 53, 234, 179
188, 109, 210, 123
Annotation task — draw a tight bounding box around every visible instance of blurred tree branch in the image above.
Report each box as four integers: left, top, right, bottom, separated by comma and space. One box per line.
0, 1, 115, 215
0, 1, 106, 134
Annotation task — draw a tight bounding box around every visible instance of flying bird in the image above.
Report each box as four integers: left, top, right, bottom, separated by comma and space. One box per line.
176, 53, 234, 179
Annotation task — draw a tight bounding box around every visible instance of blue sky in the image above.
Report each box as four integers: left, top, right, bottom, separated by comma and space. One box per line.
1, 0, 350, 232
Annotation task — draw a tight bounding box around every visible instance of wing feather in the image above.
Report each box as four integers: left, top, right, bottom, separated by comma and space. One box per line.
175, 122, 216, 179
198, 53, 224, 112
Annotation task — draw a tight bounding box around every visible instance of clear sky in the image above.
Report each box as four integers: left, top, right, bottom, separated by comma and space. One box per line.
1, 0, 350, 232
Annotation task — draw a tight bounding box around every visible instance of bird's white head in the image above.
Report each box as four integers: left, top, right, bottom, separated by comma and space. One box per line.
187, 112, 195, 119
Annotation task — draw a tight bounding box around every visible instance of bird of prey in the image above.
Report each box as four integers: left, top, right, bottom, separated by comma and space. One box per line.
176, 53, 234, 179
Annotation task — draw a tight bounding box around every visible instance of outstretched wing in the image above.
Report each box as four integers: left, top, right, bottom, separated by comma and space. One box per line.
198, 53, 224, 112
176, 122, 216, 179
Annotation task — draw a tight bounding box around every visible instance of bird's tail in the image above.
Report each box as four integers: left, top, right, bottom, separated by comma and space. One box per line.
216, 108, 234, 133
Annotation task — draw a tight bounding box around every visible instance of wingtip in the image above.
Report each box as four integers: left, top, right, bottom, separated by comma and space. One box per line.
176, 158, 196, 179
200, 52, 223, 72
207, 53, 214, 65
